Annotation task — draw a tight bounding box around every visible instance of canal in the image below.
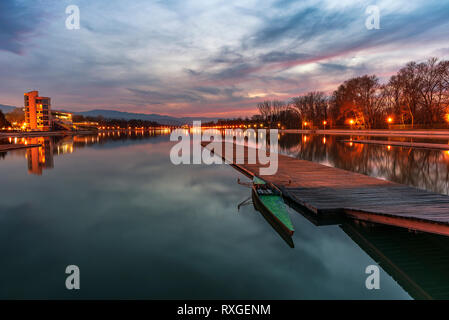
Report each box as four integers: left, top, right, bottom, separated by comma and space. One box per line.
1, 131, 449, 299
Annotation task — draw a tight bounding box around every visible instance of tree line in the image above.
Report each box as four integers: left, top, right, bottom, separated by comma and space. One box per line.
0, 111, 11, 128
256, 57, 449, 129
72, 114, 162, 128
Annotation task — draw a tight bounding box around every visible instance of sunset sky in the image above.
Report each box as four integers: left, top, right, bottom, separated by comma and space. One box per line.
1, 0, 449, 117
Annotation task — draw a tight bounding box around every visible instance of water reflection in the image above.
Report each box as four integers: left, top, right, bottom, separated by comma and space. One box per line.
280, 193, 449, 299
4, 131, 448, 197
279, 134, 449, 195
26, 137, 54, 175
250, 194, 295, 249
1, 132, 449, 299
0, 131, 170, 175
341, 221, 449, 299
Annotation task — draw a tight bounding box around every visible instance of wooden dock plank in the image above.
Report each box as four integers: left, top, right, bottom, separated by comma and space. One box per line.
202, 141, 449, 236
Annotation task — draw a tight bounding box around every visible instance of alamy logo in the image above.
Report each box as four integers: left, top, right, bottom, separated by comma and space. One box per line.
170, 121, 279, 175
365, 265, 380, 290
65, 265, 80, 290
365, 5, 380, 30
65, 5, 80, 30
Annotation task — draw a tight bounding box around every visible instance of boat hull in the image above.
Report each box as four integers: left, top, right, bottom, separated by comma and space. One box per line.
251, 186, 294, 236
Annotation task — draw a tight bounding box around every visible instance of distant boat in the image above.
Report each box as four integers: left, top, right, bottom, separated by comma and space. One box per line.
251, 176, 295, 236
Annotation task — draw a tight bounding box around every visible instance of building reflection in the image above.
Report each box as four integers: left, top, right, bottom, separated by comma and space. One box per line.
26, 137, 54, 175
0, 130, 170, 175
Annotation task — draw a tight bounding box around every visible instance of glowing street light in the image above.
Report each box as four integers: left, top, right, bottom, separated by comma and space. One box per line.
348, 119, 354, 130
302, 121, 309, 130
323, 120, 327, 130
387, 117, 393, 124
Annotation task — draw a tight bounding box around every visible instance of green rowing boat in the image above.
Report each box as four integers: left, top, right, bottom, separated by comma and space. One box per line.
251, 176, 295, 236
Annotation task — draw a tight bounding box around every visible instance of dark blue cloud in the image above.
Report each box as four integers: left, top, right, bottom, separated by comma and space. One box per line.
211, 47, 245, 64
245, 1, 449, 58
245, 6, 352, 48
0, 1, 42, 54
259, 51, 310, 63
127, 88, 204, 104
193, 86, 221, 95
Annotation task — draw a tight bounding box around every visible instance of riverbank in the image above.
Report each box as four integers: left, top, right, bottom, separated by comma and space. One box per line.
280, 129, 449, 138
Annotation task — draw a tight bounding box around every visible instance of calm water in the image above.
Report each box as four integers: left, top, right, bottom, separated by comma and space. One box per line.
1, 132, 449, 299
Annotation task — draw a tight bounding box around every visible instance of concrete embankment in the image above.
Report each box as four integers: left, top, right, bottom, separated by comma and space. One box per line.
341, 139, 449, 151
280, 129, 449, 138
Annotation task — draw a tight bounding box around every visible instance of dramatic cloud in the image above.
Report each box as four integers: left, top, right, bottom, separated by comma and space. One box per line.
0, 0, 448, 117
0, 1, 44, 54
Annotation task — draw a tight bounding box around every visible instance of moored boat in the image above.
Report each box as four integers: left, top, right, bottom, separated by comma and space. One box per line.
251, 176, 295, 236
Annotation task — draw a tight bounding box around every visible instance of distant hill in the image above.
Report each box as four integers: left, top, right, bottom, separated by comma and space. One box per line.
75, 109, 218, 125
0, 104, 17, 114
0, 104, 220, 125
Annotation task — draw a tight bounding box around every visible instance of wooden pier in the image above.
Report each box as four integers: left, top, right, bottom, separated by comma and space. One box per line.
202, 141, 449, 236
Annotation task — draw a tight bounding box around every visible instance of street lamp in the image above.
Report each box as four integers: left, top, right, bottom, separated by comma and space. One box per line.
387, 117, 393, 129
302, 121, 308, 130
323, 120, 327, 130
349, 119, 354, 130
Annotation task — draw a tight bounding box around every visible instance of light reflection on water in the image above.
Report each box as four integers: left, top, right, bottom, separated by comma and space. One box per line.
277, 133, 449, 196
0, 132, 449, 299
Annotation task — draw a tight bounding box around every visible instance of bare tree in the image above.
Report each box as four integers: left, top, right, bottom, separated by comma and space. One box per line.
257, 100, 289, 126
384, 58, 449, 128
257, 101, 272, 123
291, 92, 328, 126
257, 57, 449, 129
332, 75, 385, 129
